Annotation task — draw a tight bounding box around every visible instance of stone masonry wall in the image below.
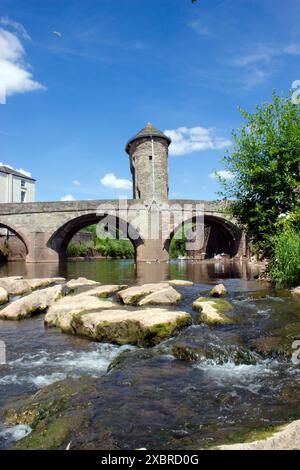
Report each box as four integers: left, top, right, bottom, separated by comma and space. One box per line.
130, 137, 169, 202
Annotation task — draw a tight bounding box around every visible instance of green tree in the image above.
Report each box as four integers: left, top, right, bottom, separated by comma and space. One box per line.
267, 205, 300, 287
219, 93, 300, 257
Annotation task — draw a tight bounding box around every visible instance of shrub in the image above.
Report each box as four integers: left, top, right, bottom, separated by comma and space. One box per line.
95, 238, 134, 258
169, 228, 188, 259
67, 242, 93, 258
269, 229, 300, 287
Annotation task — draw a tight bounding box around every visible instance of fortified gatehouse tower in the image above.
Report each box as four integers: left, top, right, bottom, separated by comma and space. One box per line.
126, 123, 171, 202
125, 123, 172, 261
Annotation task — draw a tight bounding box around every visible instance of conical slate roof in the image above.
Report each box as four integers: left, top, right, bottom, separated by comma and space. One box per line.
126, 123, 171, 154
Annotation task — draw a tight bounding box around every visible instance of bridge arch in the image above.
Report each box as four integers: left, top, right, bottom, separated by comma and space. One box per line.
165, 214, 242, 259
47, 213, 144, 261
0, 222, 29, 261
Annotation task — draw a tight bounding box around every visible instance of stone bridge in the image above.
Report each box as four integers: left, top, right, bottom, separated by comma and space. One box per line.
0, 123, 249, 263
0, 199, 247, 263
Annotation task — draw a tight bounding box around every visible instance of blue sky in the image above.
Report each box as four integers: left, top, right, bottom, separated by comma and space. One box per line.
0, 0, 299, 202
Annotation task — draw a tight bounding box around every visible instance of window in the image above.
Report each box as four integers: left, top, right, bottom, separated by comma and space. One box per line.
21, 179, 26, 188
21, 191, 26, 203
149, 155, 152, 161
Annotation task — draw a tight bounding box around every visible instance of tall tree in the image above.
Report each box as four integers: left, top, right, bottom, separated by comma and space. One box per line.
219, 93, 300, 257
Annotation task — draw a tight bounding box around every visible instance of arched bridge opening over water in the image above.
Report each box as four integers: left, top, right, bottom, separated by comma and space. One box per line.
0, 200, 247, 263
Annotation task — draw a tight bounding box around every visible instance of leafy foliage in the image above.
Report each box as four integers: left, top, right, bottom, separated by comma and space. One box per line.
268, 229, 300, 287
219, 93, 300, 257
67, 242, 93, 258
169, 227, 188, 258
267, 207, 300, 287
94, 238, 134, 259
67, 225, 134, 259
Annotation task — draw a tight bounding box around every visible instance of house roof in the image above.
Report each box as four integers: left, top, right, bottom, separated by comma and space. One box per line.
0, 165, 36, 181
125, 122, 171, 154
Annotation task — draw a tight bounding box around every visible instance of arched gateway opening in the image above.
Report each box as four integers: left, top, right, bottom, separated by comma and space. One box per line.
0, 223, 29, 262
47, 213, 144, 262
166, 215, 242, 260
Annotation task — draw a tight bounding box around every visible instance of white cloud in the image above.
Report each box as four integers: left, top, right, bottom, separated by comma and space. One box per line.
0, 17, 30, 39
233, 43, 300, 67
72, 179, 81, 186
190, 21, 212, 37
61, 194, 75, 201
100, 173, 132, 190
231, 42, 300, 86
209, 170, 235, 180
164, 126, 231, 156
0, 25, 45, 99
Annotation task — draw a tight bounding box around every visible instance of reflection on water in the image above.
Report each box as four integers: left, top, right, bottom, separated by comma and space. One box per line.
0, 259, 260, 285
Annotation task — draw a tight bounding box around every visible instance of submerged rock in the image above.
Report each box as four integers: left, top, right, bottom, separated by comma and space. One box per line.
192, 297, 235, 325
0, 285, 65, 320
118, 283, 170, 305
249, 323, 300, 357
138, 286, 181, 306
210, 283, 227, 297
171, 326, 256, 364
249, 336, 289, 357
0, 277, 65, 296
218, 420, 300, 450
2, 340, 296, 451
4, 378, 100, 450
0, 286, 8, 305
168, 280, 194, 287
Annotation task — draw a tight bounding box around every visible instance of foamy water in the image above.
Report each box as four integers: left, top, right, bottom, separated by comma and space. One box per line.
0, 424, 32, 447
193, 359, 278, 387
0, 343, 135, 389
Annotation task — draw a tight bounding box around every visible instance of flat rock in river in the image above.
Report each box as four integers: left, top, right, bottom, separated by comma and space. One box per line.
75, 284, 127, 298
66, 277, 100, 292
138, 286, 181, 306
0, 286, 9, 305
45, 294, 118, 333
27, 277, 65, 290
70, 308, 192, 347
0, 277, 65, 296
218, 420, 300, 450
168, 280, 194, 287
0, 285, 65, 320
118, 283, 170, 305
210, 283, 228, 297
192, 297, 235, 325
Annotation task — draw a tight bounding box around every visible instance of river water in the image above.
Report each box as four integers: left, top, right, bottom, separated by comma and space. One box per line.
0, 259, 300, 449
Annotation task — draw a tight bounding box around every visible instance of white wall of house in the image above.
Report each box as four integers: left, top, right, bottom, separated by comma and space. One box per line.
0, 173, 7, 203
0, 171, 35, 203
0, 170, 35, 237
